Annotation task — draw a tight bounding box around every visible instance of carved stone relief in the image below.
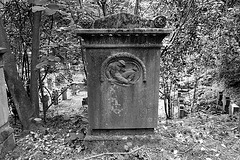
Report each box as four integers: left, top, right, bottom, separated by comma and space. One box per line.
101, 52, 146, 86
93, 13, 167, 29
153, 15, 167, 28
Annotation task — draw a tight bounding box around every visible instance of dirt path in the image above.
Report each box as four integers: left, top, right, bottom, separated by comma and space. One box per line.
47, 90, 87, 118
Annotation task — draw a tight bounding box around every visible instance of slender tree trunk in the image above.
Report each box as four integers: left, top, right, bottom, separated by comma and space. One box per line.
0, 16, 34, 130
166, 81, 172, 119
192, 83, 197, 112
167, 95, 172, 119
39, 72, 44, 102
30, 11, 41, 117
101, 0, 107, 16
191, 76, 199, 113
134, 0, 140, 15
163, 77, 170, 119
238, 112, 240, 132
78, 0, 83, 9
168, 81, 173, 119
164, 96, 169, 119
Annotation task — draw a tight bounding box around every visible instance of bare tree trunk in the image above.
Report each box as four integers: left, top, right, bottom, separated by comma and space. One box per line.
163, 77, 170, 119
191, 76, 200, 113
0, 16, 34, 130
167, 95, 172, 119
191, 80, 197, 112
78, 0, 83, 9
134, 0, 140, 15
238, 112, 240, 132
168, 81, 173, 119
30, 11, 41, 117
164, 96, 169, 119
98, 0, 107, 17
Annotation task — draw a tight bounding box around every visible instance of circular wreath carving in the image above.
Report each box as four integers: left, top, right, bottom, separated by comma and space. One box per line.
101, 52, 146, 86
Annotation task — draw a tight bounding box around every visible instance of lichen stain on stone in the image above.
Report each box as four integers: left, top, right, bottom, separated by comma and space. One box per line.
110, 97, 122, 115
93, 13, 153, 29
107, 85, 123, 115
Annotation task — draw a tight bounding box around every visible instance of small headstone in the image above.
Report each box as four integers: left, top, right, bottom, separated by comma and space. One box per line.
71, 84, 77, 96
217, 91, 223, 106
225, 97, 230, 114
61, 87, 67, 100
47, 78, 53, 90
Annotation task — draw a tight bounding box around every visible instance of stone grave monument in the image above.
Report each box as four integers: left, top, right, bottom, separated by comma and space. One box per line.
0, 47, 15, 159
76, 13, 171, 135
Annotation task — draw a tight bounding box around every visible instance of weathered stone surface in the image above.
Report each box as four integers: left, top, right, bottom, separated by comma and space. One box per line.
0, 67, 9, 127
0, 133, 15, 159
0, 48, 15, 159
94, 13, 153, 29
0, 126, 14, 143
0, 48, 9, 127
76, 13, 94, 29
77, 34, 170, 134
93, 13, 167, 29
77, 13, 171, 135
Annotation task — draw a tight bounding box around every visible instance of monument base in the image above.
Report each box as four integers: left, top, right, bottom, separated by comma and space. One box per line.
0, 123, 15, 159
83, 133, 162, 153
90, 128, 155, 135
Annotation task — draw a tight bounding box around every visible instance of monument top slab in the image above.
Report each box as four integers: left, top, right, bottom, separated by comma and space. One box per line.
76, 13, 171, 38
76, 13, 171, 31
76, 28, 172, 35
93, 12, 166, 29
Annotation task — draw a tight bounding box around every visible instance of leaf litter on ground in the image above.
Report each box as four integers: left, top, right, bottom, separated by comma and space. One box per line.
5, 93, 240, 160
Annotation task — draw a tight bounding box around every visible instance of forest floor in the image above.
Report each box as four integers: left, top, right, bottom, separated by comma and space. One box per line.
4, 89, 240, 160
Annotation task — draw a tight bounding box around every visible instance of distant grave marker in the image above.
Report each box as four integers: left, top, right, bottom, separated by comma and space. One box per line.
47, 78, 53, 90
61, 87, 68, 100
225, 96, 230, 114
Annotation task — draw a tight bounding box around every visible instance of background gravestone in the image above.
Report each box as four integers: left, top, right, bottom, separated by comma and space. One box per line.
77, 13, 171, 135
0, 47, 15, 159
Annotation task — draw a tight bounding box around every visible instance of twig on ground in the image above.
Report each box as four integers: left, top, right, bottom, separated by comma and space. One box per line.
182, 143, 199, 154
83, 145, 145, 160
